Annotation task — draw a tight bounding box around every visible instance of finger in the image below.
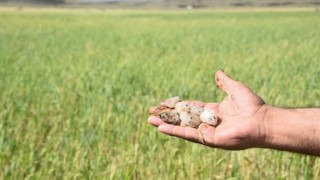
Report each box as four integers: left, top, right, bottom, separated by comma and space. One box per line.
163, 96, 180, 108
204, 103, 219, 111
158, 124, 201, 143
148, 116, 164, 127
215, 70, 238, 94
149, 106, 159, 114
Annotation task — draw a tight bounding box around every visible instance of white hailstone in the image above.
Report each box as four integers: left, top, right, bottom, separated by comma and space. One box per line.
179, 112, 201, 128
175, 101, 190, 113
189, 105, 204, 116
200, 109, 218, 126
159, 109, 180, 125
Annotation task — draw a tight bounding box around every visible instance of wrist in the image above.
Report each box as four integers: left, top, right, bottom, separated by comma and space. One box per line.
258, 105, 275, 148
258, 105, 289, 149
260, 106, 299, 149
256, 104, 273, 148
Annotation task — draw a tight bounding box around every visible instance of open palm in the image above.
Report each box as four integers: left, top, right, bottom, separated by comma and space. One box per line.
148, 70, 268, 150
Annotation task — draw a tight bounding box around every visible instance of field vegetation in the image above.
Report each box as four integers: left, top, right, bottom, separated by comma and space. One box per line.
0, 7, 320, 179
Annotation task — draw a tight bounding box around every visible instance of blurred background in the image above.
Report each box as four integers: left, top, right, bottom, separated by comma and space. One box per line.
0, 0, 320, 179
0, 0, 320, 7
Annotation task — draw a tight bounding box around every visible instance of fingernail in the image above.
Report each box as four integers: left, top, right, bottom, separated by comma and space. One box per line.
149, 107, 158, 114
148, 116, 159, 123
147, 116, 154, 123
148, 115, 156, 120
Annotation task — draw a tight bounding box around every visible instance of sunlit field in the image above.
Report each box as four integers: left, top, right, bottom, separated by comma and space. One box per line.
0, 7, 320, 179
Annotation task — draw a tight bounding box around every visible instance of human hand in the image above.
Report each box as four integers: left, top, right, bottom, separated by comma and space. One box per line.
148, 70, 269, 150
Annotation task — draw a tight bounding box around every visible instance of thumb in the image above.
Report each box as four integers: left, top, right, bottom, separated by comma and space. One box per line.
214, 70, 238, 94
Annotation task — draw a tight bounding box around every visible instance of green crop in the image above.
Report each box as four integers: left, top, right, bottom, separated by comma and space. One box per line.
0, 8, 320, 179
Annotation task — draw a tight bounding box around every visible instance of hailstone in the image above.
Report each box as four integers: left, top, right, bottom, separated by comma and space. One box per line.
159, 109, 180, 125
200, 109, 218, 126
179, 112, 201, 128
189, 105, 204, 116
175, 101, 190, 113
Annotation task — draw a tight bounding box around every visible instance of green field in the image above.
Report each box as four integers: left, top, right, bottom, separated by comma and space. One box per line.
0, 7, 320, 179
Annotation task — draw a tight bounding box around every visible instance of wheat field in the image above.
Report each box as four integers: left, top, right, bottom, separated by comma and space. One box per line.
0, 7, 320, 179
